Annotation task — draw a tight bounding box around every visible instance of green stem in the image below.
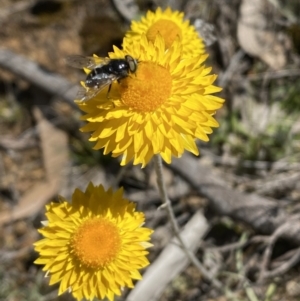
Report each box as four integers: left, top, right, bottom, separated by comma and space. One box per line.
153, 155, 222, 290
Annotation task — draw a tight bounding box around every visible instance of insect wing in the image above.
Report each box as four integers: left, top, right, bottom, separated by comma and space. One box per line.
76, 86, 100, 101
65, 55, 110, 69
76, 74, 118, 101
193, 18, 217, 46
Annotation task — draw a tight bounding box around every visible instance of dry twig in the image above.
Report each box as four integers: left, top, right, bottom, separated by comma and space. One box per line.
153, 155, 223, 289
170, 154, 300, 244
0, 48, 79, 109
259, 217, 300, 281
126, 210, 209, 301
263, 248, 300, 279
206, 235, 269, 253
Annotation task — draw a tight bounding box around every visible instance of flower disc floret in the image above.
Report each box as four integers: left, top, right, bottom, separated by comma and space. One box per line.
71, 218, 121, 268
126, 7, 205, 57
77, 35, 224, 167
34, 183, 153, 301
120, 61, 172, 112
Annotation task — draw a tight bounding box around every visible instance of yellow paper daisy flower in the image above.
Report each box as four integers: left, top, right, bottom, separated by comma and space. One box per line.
77, 35, 224, 167
126, 7, 205, 57
34, 183, 153, 301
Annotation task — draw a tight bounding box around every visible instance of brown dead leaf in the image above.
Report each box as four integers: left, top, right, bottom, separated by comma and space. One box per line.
237, 0, 287, 70
0, 107, 68, 225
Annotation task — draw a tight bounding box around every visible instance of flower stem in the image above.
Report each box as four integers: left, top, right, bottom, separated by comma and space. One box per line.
153, 155, 222, 290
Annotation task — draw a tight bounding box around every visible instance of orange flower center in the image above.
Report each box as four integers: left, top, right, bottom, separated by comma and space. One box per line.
146, 19, 182, 48
120, 61, 172, 112
71, 218, 121, 269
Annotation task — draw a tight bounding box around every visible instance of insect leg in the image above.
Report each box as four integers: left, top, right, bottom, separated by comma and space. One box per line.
106, 84, 116, 107
106, 84, 112, 99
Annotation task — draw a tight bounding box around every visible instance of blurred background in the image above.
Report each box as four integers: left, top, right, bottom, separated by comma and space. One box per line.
0, 0, 300, 300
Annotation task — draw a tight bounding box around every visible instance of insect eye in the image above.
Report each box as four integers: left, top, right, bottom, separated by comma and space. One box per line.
125, 55, 137, 73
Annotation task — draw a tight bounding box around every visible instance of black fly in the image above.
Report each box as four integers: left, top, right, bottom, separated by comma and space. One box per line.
66, 55, 138, 101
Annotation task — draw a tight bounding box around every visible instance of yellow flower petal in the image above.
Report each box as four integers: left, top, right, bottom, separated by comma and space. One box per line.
77, 34, 224, 166
34, 183, 153, 301
126, 7, 205, 57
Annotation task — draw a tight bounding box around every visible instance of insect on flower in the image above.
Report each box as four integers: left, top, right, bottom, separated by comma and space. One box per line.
66, 55, 138, 101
